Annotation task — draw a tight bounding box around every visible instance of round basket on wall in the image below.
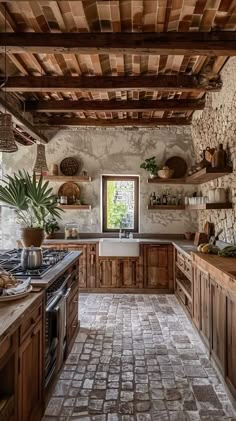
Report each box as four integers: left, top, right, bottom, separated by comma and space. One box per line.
60, 157, 79, 176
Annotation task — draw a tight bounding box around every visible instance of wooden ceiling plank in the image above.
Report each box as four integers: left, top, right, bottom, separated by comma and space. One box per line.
2, 75, 220, 92
25, 98, 205, 113
1, 32, 236, 56
34, 116, 191, 127
0, 97, 48, 143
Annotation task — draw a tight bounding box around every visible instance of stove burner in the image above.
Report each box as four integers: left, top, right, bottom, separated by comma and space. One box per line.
0, 249, 69, 279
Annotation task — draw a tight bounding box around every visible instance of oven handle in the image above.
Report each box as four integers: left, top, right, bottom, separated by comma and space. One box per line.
52, 288, 72, 312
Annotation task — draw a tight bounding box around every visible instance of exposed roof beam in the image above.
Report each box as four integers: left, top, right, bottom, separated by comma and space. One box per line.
34, 117, 191, 127
0, 98, 48, 143
26, 98, 205, 113
1, 75, 220, 93
0, 32, 236, 56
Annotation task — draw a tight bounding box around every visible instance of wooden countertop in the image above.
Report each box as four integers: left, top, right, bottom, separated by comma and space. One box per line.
192, 252, 236, 295
0, 292, 43, 342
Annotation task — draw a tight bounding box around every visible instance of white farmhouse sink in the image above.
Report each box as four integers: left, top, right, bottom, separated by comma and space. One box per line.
99, 238, 139, 257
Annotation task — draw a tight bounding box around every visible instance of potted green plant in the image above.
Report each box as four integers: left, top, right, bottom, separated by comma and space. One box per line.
45, 217, 60, 239
140, 156, 158, 178
0, 170, 62, 247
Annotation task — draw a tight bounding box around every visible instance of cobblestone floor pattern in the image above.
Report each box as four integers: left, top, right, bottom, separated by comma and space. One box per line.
43, 294, 236, 421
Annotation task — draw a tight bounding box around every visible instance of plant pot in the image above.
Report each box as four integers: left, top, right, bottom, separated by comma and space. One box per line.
20, 228, 45, 248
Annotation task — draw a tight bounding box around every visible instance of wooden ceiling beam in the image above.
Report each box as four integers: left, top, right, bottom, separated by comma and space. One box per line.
1, 75, 220, 93
25, 98, 205, 113
34, 117, 191, 127
0, 98, 48, 143
0, 32, 236, 56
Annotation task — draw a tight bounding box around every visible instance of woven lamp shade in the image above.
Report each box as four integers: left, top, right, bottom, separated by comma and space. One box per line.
33, 143, 48, 174
0, 113, 18, 153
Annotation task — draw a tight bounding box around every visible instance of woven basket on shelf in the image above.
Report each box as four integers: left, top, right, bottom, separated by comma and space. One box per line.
158, 166, 174, 179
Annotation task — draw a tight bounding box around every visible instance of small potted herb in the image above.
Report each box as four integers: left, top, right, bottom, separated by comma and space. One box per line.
140, 157, 158, 178
45, 217, 60, 239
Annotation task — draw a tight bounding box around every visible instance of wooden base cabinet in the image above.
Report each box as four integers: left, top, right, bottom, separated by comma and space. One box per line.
226, 293, 236, 399
18, 319, 44, 421
192, 261, 236, 400
192, 265, 210, 348
99, 257, 139, 288
210, 278, 226, 375
141, 244, 173, 291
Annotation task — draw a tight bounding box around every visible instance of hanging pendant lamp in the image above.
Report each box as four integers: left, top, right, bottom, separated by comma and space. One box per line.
33, 143, 48, 174
0, 113, 18, 153
0, 4, 18, 153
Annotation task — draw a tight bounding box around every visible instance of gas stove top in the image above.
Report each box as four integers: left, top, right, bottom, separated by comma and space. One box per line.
0, 249, 69, 279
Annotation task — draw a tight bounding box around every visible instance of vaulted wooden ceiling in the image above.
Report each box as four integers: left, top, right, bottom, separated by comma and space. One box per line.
0, 0, 235, 139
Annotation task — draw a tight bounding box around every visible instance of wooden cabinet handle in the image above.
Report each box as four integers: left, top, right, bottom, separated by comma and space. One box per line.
91, 254, 94, 265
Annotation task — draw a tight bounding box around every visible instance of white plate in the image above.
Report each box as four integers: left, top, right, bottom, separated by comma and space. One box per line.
0, 285, 32, 302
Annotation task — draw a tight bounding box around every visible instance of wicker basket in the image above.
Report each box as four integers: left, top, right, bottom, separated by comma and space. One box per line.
158, 166, 174, 179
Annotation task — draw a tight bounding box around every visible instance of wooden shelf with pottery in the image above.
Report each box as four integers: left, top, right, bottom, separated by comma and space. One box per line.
58, 204, 91, 210
148, 166, 232, 185
36, 175, 92, 182
148, 205, 185, 210
186, 202, 232, 210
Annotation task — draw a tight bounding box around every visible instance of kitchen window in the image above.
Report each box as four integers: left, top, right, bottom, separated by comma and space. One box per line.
102, 176, 139, 232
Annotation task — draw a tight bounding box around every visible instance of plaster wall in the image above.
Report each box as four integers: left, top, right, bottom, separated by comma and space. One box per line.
1, 126, 198, 249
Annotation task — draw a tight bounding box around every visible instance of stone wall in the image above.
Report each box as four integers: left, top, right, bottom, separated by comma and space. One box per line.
1, 126, 197, 248
191, 57, 236, 244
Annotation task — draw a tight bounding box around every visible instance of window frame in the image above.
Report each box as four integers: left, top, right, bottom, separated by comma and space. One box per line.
102, 175, 139, 233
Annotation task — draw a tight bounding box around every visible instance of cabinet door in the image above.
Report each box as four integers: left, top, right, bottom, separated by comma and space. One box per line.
200, 271, 210, 348
99, 258, 118, 288
18, 321, 43, 421
118, 258, 138, 288
67, 245, 87, 288
226, 294, 236, 399
143, 245, 169, 289
210, 278, 226, 374
192, 265, 200, 329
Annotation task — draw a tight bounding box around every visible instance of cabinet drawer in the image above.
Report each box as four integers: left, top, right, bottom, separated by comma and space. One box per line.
185, 259, 192, 280
177, 252, 185, 270
19, 304, 42, 344
176, 283, 185, 304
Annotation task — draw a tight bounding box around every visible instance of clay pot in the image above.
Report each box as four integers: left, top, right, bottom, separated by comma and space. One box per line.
20, 228, 45, 247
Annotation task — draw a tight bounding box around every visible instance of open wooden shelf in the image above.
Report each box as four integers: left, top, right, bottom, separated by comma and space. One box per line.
148, 203, 232, 211
148, 178, 187, 184
37, 175, 92, 182
59, 204, 91, 210
148, 205, 185, 210
186, 202, 232, 210
148, 166, 232, 185
176, 278, 192, 302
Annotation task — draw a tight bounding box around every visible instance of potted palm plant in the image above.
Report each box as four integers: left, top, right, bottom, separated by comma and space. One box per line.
0, 170, 62, 247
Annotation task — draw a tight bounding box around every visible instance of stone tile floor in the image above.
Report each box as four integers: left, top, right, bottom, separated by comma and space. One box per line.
43, 294, 236, 421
